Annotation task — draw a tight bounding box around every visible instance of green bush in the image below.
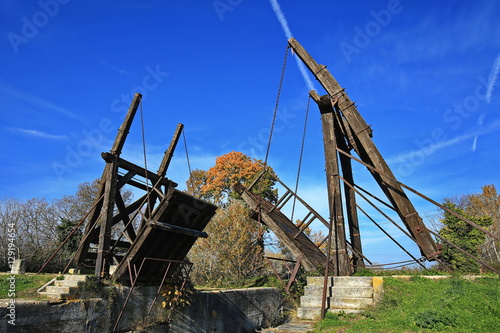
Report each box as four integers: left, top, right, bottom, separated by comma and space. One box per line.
413, 310, 457, 330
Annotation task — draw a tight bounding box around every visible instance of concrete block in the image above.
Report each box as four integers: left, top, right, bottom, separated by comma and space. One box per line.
329, 297, 374, 310
306, 276, 334, 287
331, 286, 373, 298
300, 295, 328, 308
333, 276, 373, 287
45, 286, 73, 294
297, 307, 322, 320
63, 274, 88, 282
303, 285, 331, 297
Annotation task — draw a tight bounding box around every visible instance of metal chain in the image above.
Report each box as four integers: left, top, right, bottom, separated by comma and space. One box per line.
139, 100, 152, 218
264, 45, 289, 167
182, 130, 194, 195
291, 95, 310, 224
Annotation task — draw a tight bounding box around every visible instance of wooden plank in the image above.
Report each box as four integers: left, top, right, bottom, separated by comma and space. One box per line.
110, 93, 142, 156
111, 189, 216, 285
114, 192, 137, 243
289, 38, 440, 259
74, 168, 106, 265
149, 221, 208, 238
142, 123, 184, 221
95, 161, 118, 279
316, 93, 350, 276
311, 92, 365, 270
112, 194, 148, 225
102, 152, 178, 188
157, 123, 184, 178
234, 182, 331, 272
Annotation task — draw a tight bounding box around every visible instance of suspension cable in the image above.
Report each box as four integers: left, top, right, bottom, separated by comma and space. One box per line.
139, 100, 152, 218
291, 95, 310, 224
264, 45, 289, 167
182, 130, 194, 195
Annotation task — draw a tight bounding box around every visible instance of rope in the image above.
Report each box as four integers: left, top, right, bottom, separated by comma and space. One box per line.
139, 100, 152, 218
182, 131, 194, 195
290, 95, 310, 224
264, 45, 289, 167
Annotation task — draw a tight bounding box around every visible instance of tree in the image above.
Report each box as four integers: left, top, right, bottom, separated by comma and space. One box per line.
187, 151, 277, 205
186, 151, 278, 286
438, 202, 493, 273
0, 179, 134, 273
0, 197, 60, 272
464, 185, 500, 264
443, 185, 500, 268
189, 200, 267, 286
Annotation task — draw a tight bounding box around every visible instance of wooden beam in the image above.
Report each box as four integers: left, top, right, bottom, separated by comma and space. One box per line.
102, 152, 178, 188
157, 123, 184, 178
142, 123, 184, 221
311, 92, 365, 270
148, 221, 208, 238
312, 91, 350, 276
95, 160, 118, 280
110, 93, 142, 156
74, 169, 106, 265
112, 194, 148, 225
290, 38, 440, 259
114, 192, 137, 243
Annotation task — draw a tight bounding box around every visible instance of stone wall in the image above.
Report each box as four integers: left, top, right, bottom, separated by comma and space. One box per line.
169, 287, 284, 333
0, 286, 284, 332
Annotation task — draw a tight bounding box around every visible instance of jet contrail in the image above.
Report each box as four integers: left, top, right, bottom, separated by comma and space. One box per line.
471, 113, 486, 152
486, 53, 500, 103
269, 0, 316, 91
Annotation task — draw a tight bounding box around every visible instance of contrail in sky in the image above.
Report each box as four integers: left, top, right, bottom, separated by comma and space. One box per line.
387, 118, 500, 164
269, 0, 316, 92
472, 52, 499, 150
471, 113, 486, 152
486, 53, 500, 103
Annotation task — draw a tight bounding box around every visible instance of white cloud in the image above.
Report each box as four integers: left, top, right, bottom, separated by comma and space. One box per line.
0, 80, 80, 120
486, 53, 500, 103
11, 127, 68, 140
387, 119, 500, 165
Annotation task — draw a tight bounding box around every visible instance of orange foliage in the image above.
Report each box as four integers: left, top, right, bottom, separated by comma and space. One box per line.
187, 151, 277, 205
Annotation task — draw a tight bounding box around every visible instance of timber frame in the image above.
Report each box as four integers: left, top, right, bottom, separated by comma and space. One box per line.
287, 38, 442, 274
70, 93, 217, 284
236, 40, 500, 288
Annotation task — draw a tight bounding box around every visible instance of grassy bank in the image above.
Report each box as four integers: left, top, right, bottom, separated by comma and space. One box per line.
313, 276, 500, 332
0, 273, 59, 299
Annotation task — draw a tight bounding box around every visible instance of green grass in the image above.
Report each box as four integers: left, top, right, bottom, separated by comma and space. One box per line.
312, 276, 500, 333
0, 273, 59, 299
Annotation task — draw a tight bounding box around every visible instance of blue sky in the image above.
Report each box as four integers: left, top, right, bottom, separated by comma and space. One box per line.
1, 1, 499, 266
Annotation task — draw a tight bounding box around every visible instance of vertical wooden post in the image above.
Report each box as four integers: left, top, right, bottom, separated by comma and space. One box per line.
76, 93, 142, 276
289, 38, 440, 259
110, 93, 142, 156
95, 160, 118, 280
157, 123, 184, 178
141, 123, 184, 224
334, 111, 365, 270
313, 91, 350, 276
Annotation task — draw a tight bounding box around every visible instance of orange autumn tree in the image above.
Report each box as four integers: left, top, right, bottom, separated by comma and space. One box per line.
187, 151, 277, 205
186, 151, 278, 286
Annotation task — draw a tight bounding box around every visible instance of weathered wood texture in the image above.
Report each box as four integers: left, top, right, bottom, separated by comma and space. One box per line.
74, 94, 216, 284
112, 188, 216, 285
289, 38, 440, 260
234, 182, 334, 272
318, 96, 350, 276
311, 92, 365, 270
